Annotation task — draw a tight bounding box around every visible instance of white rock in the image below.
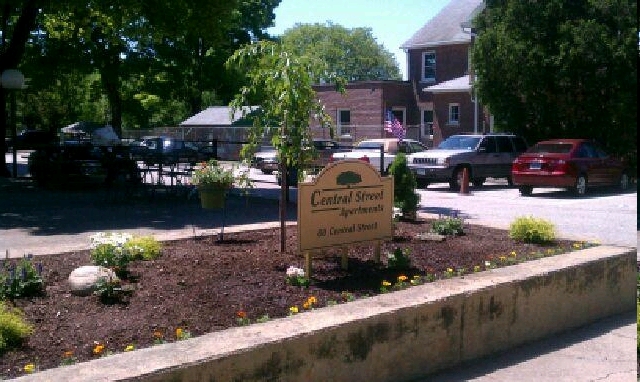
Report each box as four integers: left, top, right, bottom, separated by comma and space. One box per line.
68, 266, 118, 296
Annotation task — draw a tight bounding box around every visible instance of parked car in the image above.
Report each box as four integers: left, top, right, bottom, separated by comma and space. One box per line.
11, 130, 57, 150
407, 133, 528, 190
251, 146, 279, 174
129, 136, 199, 165
252, 139, 349, 176
511, 138, 630, 196
330, 138, 428, 174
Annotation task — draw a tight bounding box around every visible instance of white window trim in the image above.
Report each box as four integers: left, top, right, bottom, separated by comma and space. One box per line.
421, 107, 434, 138
422, 51, 436, 83
448, 103, 460, 125
337, 109, 351, 137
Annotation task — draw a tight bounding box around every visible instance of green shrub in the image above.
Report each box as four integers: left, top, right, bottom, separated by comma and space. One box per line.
389, 153, 420, 217
0, 255, 45, 300
0, 302, 34, 353
387, 247, 411, 270
94, 275, 134, 304
432, 216, 465, 236
509, 216, 556, 244
124, 236, 162, 260
90, 244, 132, 278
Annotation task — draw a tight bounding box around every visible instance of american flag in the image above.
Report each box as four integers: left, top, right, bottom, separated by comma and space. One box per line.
384, 110, 405, 141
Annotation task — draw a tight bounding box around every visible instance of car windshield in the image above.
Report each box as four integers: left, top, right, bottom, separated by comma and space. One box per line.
528, 143, 573, 154
438, 136, 481, 150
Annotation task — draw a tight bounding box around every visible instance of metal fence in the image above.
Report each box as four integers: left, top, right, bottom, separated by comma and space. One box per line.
122, 124, 435, 161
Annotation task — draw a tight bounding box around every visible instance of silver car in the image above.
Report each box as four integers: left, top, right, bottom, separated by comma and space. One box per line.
251, 146, 279, 174
407, 133, 528, 190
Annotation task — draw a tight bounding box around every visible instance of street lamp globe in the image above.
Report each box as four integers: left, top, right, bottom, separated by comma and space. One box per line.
1, 69, 25, 90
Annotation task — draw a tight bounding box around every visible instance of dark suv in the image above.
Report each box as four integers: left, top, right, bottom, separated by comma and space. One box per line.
407, 133, 528, 190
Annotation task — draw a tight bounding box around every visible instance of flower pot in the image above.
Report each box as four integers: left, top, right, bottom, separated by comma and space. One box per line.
198, 186, 227, 209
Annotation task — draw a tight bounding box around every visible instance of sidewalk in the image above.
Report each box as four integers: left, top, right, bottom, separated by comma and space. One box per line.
422, 312, 637, 382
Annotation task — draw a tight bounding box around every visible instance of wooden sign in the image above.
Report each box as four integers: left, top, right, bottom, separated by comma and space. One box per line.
297, 160, 394, 252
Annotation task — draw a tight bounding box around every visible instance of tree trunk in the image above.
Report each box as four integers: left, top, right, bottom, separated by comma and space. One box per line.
0, 1, 39, 177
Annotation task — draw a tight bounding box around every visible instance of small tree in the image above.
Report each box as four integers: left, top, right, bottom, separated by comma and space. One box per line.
226, 40, 344, 251
389, 153, 420, 220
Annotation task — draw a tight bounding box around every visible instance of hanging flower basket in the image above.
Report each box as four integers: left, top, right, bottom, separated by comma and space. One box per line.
198, 185, 227, 209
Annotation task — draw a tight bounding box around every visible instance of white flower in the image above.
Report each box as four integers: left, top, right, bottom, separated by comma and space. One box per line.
89, 232, 133, 249
286, 266, 305, 278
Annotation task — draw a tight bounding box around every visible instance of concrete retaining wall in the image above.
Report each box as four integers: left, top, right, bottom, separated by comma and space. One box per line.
15, 245, 636, 382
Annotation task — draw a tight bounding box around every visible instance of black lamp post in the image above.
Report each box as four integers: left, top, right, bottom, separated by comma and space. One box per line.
1, 69, 25, 178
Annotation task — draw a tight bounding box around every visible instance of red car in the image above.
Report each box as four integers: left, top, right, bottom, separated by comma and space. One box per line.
511, 139, 630, 196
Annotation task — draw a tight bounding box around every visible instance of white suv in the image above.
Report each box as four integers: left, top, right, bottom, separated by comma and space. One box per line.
407, 133, 528, 190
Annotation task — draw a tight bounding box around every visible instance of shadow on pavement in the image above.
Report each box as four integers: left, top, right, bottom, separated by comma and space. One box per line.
0, 177, 295, 238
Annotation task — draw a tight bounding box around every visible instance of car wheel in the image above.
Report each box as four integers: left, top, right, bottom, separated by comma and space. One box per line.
416, 179, 429, 189
472, 178, 485, 187
518, 186, 533, 196
572, 174, 587, 196
449, 167, 469, 191
619, 172, 630, 191
506, 176, 514, 186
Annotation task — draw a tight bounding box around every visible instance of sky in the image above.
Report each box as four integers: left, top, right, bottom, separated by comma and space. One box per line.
267, 0, 449, 80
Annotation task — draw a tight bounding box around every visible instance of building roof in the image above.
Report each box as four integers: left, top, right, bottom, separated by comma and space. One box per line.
180, 106, 259, 127
423, 75, 470, 93
401, 0, 484, 49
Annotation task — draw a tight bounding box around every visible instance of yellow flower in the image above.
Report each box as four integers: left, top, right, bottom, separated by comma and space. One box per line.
382, 280, 392, 287
572, 242, 582, 249
24, 363, 35, 374
446, 268, 453, 273
63, 350, 74, 358
175, 328, 183, 338
93, 343, 105, 355
124, 344, 135, 352
289, 306, 299, 314
397, 275, 408, 282
499, 256, 507, 262
307, 296, 317, 305
303, 301, 310, 309
473, 265, 481, 272
510, 251, 517, 257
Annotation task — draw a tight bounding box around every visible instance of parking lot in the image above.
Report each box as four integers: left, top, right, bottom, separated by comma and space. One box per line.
244, 165, 637, 248
5, 151, 638, 249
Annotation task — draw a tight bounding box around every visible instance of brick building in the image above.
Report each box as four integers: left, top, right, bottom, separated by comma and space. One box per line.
312, 0, 488, 147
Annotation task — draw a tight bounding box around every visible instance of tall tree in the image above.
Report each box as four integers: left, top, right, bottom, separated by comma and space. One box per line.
0, 0, 280, 173
279, 22, 401, 82
472, 0, 637, 171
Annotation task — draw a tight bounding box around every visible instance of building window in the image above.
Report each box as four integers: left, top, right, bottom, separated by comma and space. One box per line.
422, 51, 436, 82
448, 104, 460, 125
337, 109, 351, 136
389, 108, 405, 125
422, 109, 433, 137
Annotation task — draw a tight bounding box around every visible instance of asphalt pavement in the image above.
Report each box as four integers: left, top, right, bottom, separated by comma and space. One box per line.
1, 153, 637, 381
